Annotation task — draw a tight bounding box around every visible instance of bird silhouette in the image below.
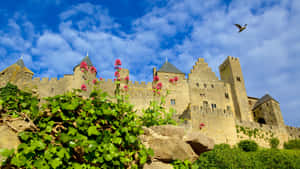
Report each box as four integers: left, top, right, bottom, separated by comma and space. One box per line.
235, 24, 247, 33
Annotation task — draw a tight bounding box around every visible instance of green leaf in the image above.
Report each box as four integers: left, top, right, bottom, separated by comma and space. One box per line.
33, 140, 46, 150
127, 135, 136, 144
104, 154, 113, 161
112, 137, 122, 145
88, 126, 100, 136
0, 148, 14, 157
18, 132, 32, 141
57, 148, 68, 159
49, 158, 62, 169
33, 159, 50, 169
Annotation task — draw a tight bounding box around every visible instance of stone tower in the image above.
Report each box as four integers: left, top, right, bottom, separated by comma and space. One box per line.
252, 94, 285, 127
72, 55, 97, 95
219, 56, 250, 122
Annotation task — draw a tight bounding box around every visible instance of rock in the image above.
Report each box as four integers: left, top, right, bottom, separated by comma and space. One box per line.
149, 125, 186, 138
0, 125, 20, 164
143, 160, 173, 169
183, 131, 214, 155
148, 137, 198, 162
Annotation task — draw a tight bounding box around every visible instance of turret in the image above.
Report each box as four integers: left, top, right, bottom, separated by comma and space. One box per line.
0, 58, 34, 87
72, 54, 97, 94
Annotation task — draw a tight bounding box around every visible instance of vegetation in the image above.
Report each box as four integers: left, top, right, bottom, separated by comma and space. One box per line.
238, 139, 258, 152
0, 82, 39, 119
284, 139, 300, 150
172, 143, 300, 169
269, 137, 280, 149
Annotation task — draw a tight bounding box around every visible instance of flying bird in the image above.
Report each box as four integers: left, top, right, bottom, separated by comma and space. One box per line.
235, 24, 247, 33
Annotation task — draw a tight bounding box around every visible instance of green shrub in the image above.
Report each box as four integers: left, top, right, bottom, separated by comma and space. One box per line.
190, 144, 300, 169
284, 139, 300, 149
269, 137, 280, 149
238, 140, 258, 152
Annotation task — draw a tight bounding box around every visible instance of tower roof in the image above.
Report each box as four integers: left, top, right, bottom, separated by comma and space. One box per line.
253, 94, 279, 110
73, 55, 93, 72
158, 61, 184, 74
15, 58, 25, 68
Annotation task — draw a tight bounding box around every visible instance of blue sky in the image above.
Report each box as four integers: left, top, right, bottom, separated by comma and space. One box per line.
0, 0, 299, 127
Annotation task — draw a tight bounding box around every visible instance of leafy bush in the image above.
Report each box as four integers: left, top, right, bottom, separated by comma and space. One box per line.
237, 140, 258, 152
269, 137, 280, 149
0, 83, 39, 119
1, 89, 153, 169
284, 139, 300, 149
182, 144, 300, 169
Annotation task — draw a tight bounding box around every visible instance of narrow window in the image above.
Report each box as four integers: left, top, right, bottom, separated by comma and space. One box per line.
226, 106, 230, 110
211, 104, 216, 109
171, 99, 176, 105
203, 101, 208, 106
204, 84, 207, 88
196, 83, 199, 87
236, 76, 241, 81
249, 100, 252, 105
211, 84, 214, 88
225, 93, 229, 99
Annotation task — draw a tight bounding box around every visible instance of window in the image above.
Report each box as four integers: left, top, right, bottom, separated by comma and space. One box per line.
171, 99, 176, 105
226, 106, 230, 110
249, 100, 252, 105
211, 104, 216, 109
204, 84, 207, 88
200, 93, 205, 97
225, 93, 229, 99
236, 76, 241, 81
203, 101, 208, 106
196, 83, 199, 87
51, 88, 54, 93
211, 84, 214, 88
253, 112, 256, 117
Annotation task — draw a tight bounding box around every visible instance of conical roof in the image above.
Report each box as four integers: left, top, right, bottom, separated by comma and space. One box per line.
253, 94, 278, 110
158, 61, 184, 74
73, 55, 93, 72
0, 58, 33, 74
15, 59, 25, 68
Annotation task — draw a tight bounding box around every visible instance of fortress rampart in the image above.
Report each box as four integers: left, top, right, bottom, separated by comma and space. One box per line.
0, 55, 299, 148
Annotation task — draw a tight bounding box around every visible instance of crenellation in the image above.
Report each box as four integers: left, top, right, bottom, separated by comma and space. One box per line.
41, 77, 49, 83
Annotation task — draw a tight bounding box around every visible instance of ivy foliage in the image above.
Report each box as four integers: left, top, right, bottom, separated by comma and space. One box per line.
1, 88, 153, 169
139, 94, 177, 127
0, 83, 39, 119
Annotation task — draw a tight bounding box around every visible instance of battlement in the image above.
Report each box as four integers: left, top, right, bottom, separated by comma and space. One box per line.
128, 81, 152, 88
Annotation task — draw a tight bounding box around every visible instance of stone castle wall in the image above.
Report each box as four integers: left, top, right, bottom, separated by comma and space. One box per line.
1, 56, 299, 148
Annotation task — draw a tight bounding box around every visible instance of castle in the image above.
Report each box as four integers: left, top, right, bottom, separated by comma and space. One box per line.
0, 55, 299, 148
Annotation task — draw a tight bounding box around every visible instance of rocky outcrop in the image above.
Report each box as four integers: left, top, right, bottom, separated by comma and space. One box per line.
184, 131, 214, 155
141, 125, 215, 169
